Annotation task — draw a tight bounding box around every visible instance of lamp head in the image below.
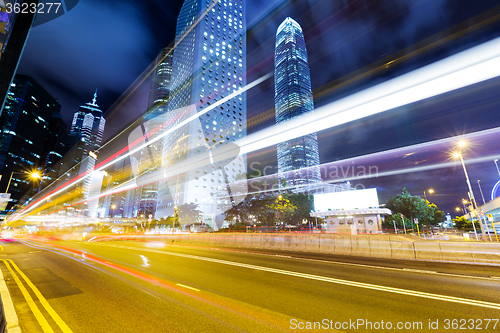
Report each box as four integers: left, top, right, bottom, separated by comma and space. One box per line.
458, 141, 466, 147
453, 152, 460, 158
30, 172, 41, 179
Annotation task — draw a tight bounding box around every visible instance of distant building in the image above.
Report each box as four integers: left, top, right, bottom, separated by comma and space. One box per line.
70, 90, 105, 153
310, 188, 390, 234
129, 47, 174, 219
43, 111, 69, 180
67, 91, 106, 217
155, 0, 248, 227
274, 17, 321, 189
0, 74, 61, 210
148, 47, 173, 110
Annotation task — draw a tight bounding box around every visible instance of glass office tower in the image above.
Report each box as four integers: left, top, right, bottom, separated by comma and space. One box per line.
155, 0, 247, 225
275, 17, 320, 189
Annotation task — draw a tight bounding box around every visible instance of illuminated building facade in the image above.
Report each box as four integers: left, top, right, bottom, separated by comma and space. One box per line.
156, 0, 247, 225
70, 90, 105, 153
0, 74, 61, 211
274, 17, 320, 189
69, 91, 106, 216
132, 47, 174, 218
148, 47, 173, 110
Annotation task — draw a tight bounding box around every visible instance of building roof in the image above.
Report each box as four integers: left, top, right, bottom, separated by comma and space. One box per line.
310, 208, 392, 217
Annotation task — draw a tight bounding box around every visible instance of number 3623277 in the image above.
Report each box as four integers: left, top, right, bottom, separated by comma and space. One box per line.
5, 2, 62, 14
443, 319, 498, 330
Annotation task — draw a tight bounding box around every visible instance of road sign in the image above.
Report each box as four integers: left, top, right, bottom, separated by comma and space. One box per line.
400, 213, 404, 219
414, 218, 419, 224
480, 210, 485, 217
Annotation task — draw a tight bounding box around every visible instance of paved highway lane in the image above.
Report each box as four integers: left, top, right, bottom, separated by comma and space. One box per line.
2, 238, 500, 332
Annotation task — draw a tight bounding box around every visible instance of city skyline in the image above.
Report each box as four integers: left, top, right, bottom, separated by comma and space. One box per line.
9, 0, 500, 215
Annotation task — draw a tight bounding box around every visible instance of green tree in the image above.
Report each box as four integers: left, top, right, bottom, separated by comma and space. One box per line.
386, 188, 445, 230
453, 216, 472, 231
286, 193, 314, 224
266, 194, 297, 224
176, 203, 202, 225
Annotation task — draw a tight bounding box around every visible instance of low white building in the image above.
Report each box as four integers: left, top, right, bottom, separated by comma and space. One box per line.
310, 188, 391, 234
311, 208, 392, 234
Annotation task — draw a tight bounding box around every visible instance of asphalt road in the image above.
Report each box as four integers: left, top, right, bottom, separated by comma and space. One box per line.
1, 238, 500, 332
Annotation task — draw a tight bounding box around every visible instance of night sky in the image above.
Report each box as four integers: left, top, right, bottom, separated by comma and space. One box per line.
16, 0, 500, 215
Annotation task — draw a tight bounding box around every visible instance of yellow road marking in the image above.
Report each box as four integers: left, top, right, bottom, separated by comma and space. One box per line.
1, 260, 54, 333
0, 245, 3, 251
5, 259, 73, 333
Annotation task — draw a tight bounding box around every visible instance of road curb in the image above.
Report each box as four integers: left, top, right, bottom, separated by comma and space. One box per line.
0, 268, 21, 333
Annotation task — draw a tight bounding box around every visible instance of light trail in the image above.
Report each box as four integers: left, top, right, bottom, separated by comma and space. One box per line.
31, 125, 500, 213
237, 36, 500, 155
9, 74, 272, 221
10, 35, 500, 221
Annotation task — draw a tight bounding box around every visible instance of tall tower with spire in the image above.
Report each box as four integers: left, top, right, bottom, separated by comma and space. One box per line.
274, 17, 320, 189
66, 90, 106, 217
70, 89, 106, 153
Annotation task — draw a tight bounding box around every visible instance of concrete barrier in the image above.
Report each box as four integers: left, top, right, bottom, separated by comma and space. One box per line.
260, 234, 273, 249
78, 232, 500, 265
333, 235, 352, 255
351, 237, 370, 257
413, 242, 443, 261
369, 238, 392, 258
390, 241, 415, 260
438, 242, 474, 262
318, 234, 335, 254
470, 243, 500, 264
281, 234, 292, 250
305, 234, 321, 252
252, 233, 261, 248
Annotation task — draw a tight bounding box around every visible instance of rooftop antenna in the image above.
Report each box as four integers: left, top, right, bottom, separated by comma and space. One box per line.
91, 88, 98, 106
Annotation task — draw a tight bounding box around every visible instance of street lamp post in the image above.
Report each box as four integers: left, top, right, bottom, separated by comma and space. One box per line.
454, 142, 490, 240
423, 189, 434, 202
276, 194, 283, 231
477, 180, 486, 205
462, 199, 478, 241
173, 206, 177, 233
4, 171, 41, 193
495, 159, 500, 178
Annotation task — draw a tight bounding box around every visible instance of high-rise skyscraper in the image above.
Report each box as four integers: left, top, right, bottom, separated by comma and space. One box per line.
274, 17, 320, 189
148, 47, 173, 110
68, 91, 106, 216
155, 0, 247, 226
70, 90, 105, 153
129, 48, 174, 219
0, 74, 61, 211
0, 1, 39, 117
